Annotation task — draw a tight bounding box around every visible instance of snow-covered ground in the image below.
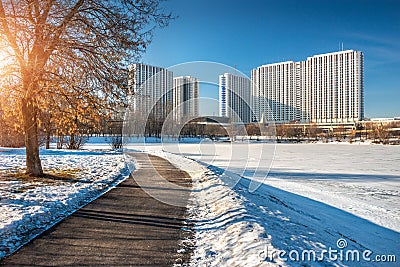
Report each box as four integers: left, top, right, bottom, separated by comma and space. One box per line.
0, 147, 130, 258
129, 142, 400, 266
1, 139, 399, 266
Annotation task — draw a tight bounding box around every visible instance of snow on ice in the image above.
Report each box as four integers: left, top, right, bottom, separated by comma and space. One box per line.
132, 142, 400, 267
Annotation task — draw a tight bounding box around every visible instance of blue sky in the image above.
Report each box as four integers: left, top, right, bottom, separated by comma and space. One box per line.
141, 0, 400, 118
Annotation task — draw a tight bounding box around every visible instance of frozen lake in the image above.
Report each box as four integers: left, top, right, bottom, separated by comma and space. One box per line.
132, 142, 400, 232
131, 142, 399, 266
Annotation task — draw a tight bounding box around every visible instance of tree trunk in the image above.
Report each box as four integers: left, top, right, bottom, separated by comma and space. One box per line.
22, 97, 43, 176
46, 131, 51, 149
57, 135, 64, 149
69, 133, 75, 149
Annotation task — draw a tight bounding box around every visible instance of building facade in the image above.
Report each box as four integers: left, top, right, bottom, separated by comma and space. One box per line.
252, 61, 301, 123
128, 63, 173, 120
252, 50, 364, 124
219, 73, 252, 123
173, 76, 200, 123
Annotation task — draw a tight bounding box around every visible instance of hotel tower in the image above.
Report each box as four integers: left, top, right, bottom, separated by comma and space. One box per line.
252, 50, 364, 124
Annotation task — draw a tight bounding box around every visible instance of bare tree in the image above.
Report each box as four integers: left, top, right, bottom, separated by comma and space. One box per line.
334, 125, 346, 142
0, 0, 172, 176
307, 123, 318, 141
375, 123, 390, 144
245, 123, 261, 136
364, 122, 375, 141
275, 124, 283, 141
281, 123, 302, 142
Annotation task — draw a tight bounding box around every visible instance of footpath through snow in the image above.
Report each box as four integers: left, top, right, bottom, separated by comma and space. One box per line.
1, 152, 192, 266
0, 148, 130, 258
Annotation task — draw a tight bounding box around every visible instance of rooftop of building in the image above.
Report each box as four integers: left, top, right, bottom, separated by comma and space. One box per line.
307, 49, 359, 59
258, 61, 296, 68
255, 50, 362, 70
173, 75, 198, 79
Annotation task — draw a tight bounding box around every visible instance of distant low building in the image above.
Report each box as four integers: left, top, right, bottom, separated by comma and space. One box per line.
370, 117, 397, 122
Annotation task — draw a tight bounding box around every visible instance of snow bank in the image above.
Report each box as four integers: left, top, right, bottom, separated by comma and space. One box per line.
144, 150, 285, 267
0, 148, 130, 258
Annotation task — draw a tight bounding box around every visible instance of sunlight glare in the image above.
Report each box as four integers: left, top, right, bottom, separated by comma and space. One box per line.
0, 43, 14, 75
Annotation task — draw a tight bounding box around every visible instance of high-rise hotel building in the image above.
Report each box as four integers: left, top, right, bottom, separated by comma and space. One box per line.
252, 50, 364, 124
128, 63, 173, 119
219, 73, 252, 123
173, 76, 200, 123
252, 61, 301, 123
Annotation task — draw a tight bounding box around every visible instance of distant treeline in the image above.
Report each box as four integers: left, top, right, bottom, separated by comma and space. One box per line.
1, 114, 399, 148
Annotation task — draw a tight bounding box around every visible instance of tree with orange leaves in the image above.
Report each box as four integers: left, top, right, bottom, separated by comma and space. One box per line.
0, 0, 172, 176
